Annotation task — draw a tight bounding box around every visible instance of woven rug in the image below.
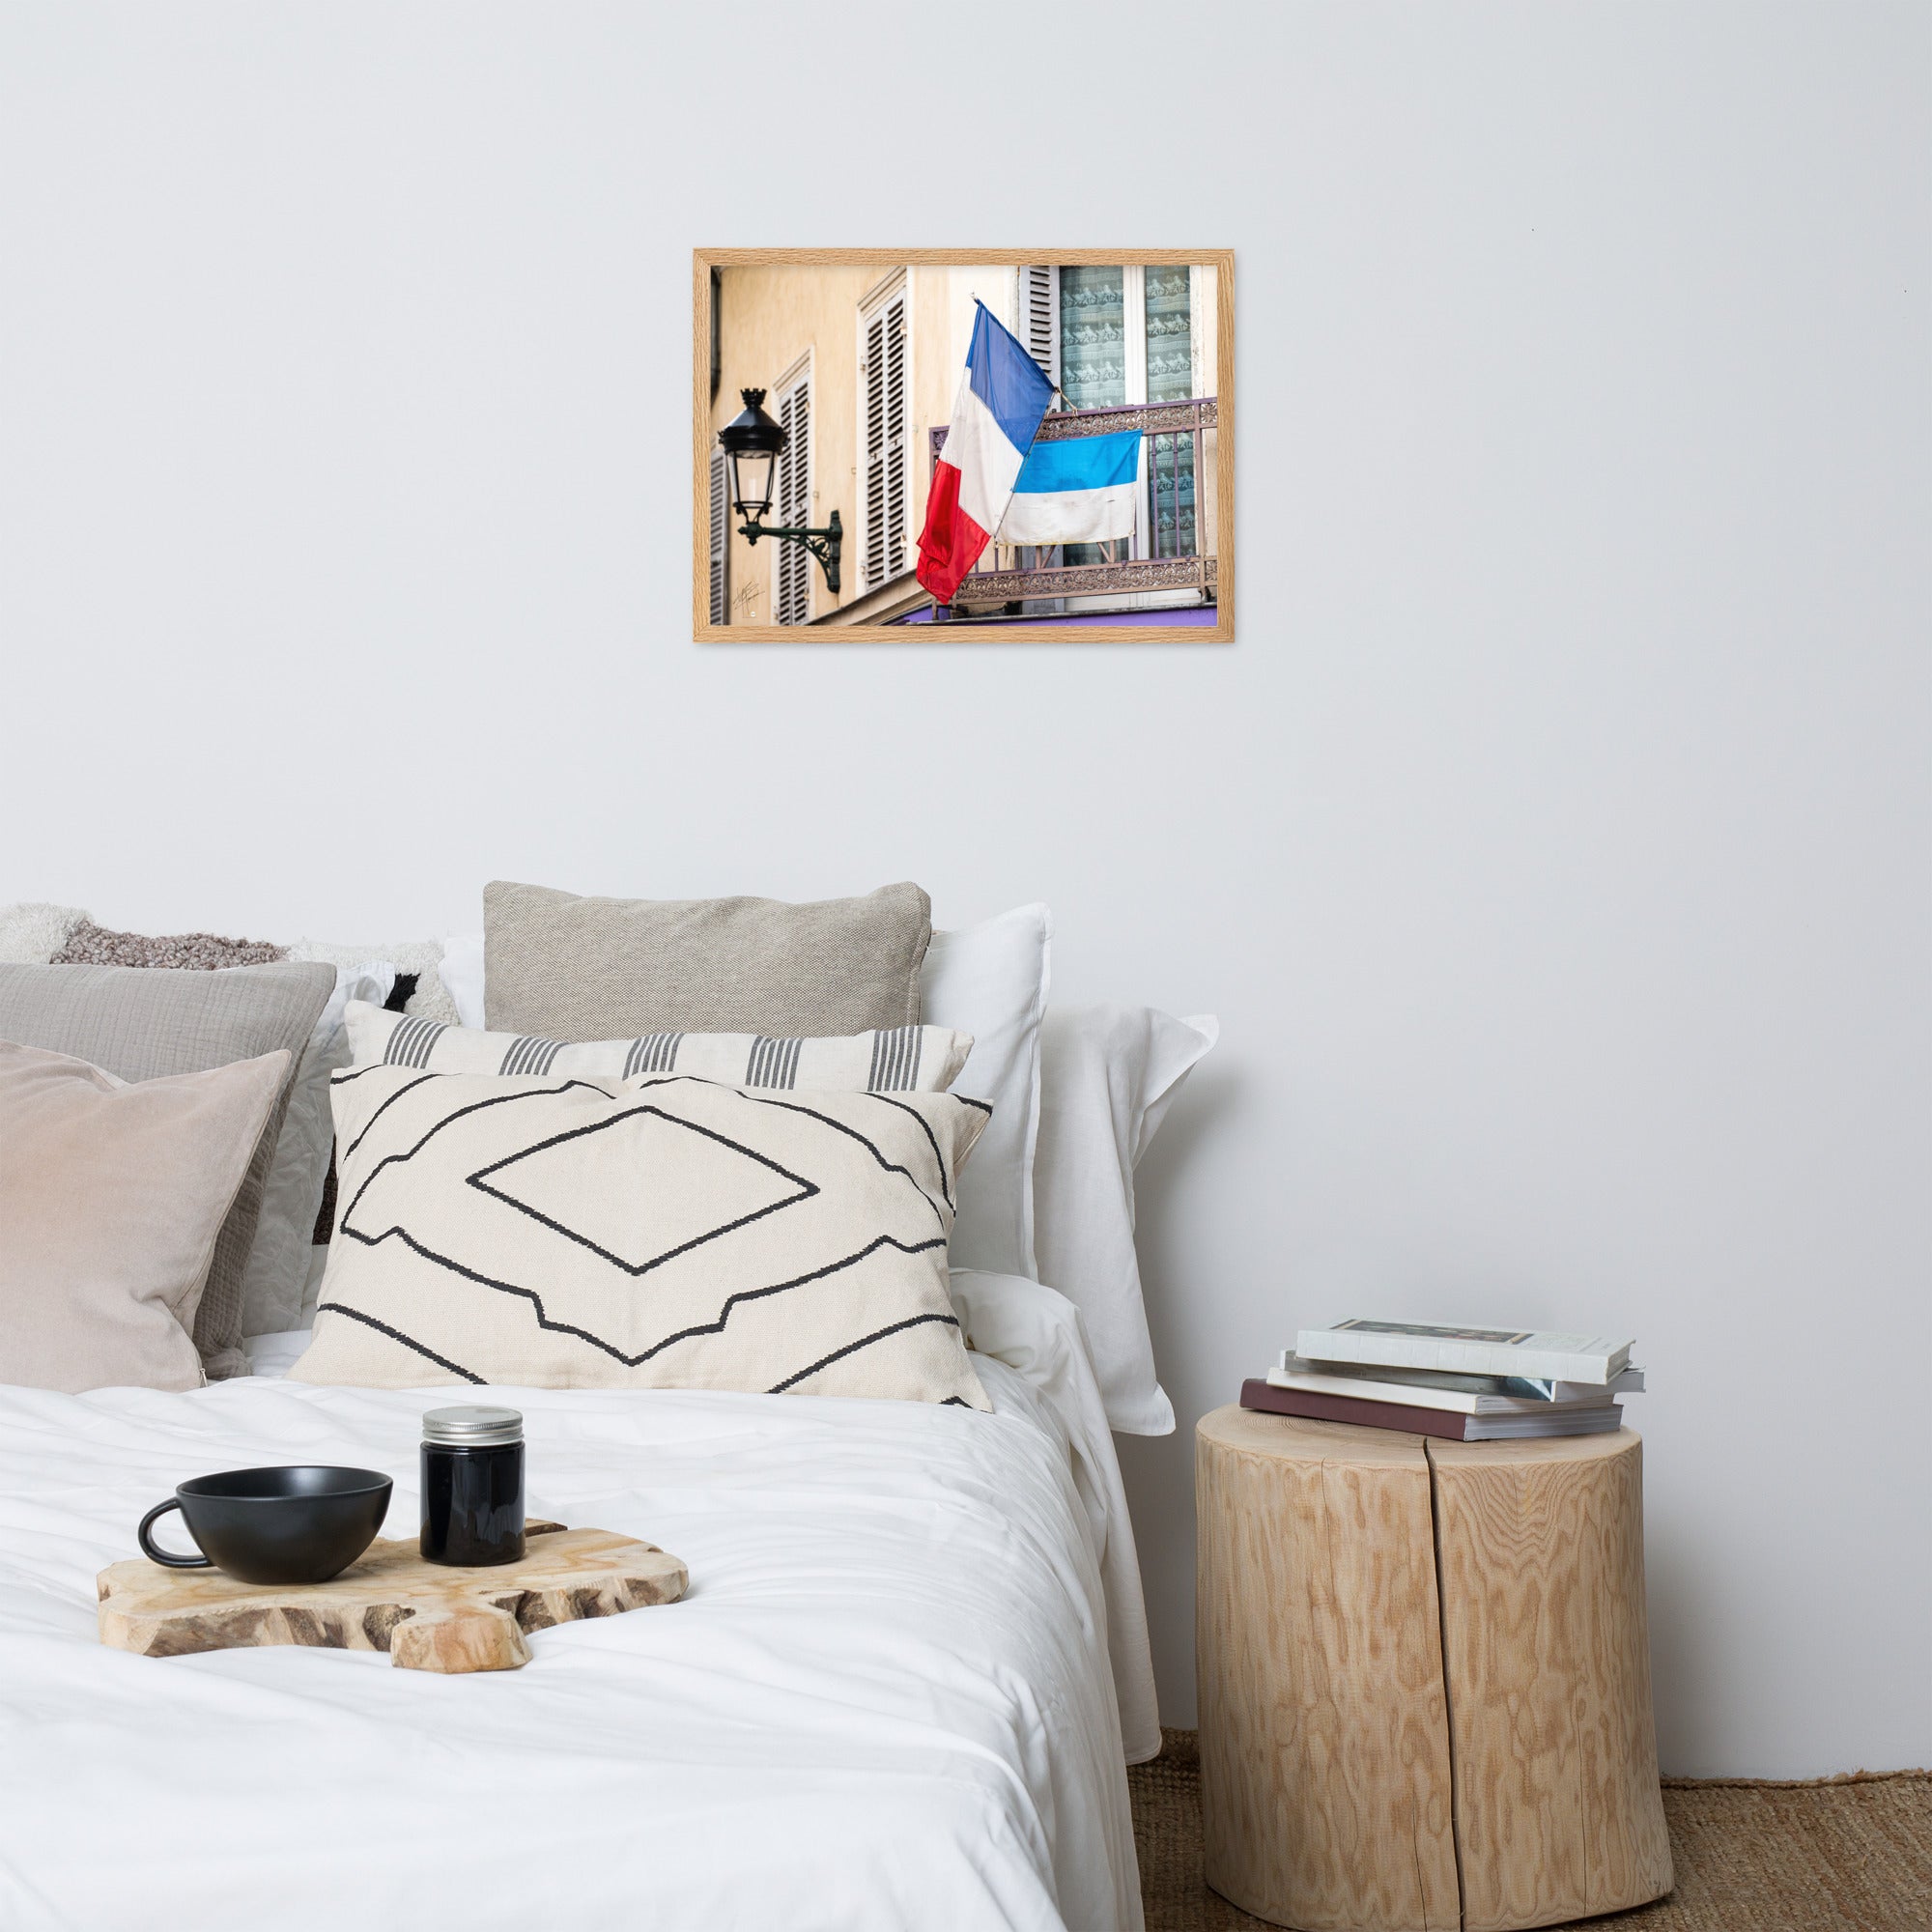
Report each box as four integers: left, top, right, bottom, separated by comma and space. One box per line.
1128, 1729, 1931, 1932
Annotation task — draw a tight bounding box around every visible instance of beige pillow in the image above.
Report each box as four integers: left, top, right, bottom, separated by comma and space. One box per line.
290, 1065, 990, 1406
0, 960, 334, 1378
483, 881, 931, 1040
0, 1041, 291, 1393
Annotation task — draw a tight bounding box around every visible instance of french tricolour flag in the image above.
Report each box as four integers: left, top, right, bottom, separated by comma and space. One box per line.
917, 302, 1054, 606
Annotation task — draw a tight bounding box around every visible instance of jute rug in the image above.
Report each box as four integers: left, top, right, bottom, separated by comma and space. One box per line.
1128, 1730, 1931, 1932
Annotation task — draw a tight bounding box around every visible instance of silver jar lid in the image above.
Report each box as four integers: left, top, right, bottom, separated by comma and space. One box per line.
422, 1405, 523, 1447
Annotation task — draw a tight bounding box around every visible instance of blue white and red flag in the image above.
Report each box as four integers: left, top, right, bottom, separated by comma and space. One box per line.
916, 302, 1054, 605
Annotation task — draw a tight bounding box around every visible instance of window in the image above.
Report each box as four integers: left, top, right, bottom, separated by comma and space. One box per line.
1058, 268, 1130, 565
859, 276, 909, 590
1058, 266, 1128, 411
1143, 267, 1197, 558
773, 363, 811, 625
1036, 264, 1199, 564
708, 445, 729, 625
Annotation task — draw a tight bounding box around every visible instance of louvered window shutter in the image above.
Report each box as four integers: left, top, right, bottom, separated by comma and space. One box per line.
708, 446, 729, 625
775, 374, 811, 624
862, 287, 908, 589
883, 294, 905, 580
1018, 265, 1060, 385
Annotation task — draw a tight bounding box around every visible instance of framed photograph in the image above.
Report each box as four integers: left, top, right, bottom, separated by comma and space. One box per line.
693, 249, 1234, 642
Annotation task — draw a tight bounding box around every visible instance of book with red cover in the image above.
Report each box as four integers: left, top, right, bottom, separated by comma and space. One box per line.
1238, 1378, 1622, 1441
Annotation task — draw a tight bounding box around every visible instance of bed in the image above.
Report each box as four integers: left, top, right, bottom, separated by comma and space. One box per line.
0, 896, 1205, 1932
0, 1269, 1154, 1932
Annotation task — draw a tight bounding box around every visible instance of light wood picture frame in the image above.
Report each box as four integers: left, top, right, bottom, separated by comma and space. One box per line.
693, 249, 1235, 643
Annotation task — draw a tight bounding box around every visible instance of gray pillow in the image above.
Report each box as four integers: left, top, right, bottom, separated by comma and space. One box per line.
0, 959, 334, 1379
483, 881, 931, 1040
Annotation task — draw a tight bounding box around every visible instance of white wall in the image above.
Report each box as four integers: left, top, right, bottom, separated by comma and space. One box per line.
1, 2, 1925, 1776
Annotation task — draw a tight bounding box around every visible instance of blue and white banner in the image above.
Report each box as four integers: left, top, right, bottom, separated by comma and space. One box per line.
998, 429, 1142, 548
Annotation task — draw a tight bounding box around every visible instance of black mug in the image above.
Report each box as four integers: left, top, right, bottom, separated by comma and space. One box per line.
138, 1466, 392, 1585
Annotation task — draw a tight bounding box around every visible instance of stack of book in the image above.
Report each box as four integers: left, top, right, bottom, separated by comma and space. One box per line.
1240, 1320, 1643, 1441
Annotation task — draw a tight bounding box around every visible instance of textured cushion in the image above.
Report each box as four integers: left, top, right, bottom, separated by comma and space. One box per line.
1, 902, 287, 971
0, 902, 89, 963
0, 960, 335, 1378
51, 919, 285, 970
344, 1000, 972, 1092
288, 937, 460, 1024
0, 1041, 290, 1392
289, 1066, 989, 1406
483, 881, 931, 1039
921, 905, 1052, 1281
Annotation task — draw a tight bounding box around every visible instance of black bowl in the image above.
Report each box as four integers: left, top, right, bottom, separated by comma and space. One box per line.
138, 1466, 392, 1585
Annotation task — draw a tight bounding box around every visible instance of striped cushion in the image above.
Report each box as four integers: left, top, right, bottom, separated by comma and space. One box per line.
344, 1003, 974, 1095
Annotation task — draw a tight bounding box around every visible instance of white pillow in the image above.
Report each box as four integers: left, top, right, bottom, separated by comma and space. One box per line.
439, 929, 486, 1028
238, 962, 394, 1338
920, 905, 1052, 1281
1032, 1004, 1217, 1435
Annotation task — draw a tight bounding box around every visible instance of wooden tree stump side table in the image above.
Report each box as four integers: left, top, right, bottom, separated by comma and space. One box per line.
1196, 1406, 1672, 1932
1196, 1404, 1460, 1932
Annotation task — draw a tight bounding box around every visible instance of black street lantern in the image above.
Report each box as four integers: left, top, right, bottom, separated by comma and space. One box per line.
717, 386, 842, 595
719, 386, 782, 524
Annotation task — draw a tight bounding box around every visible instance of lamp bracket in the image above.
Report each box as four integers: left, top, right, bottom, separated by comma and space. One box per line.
738, 508, 843, 594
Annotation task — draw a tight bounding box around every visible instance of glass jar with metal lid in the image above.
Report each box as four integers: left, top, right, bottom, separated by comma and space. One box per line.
419, 1406, 525, 1567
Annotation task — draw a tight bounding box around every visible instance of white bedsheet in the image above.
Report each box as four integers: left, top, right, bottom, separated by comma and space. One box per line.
0, 1280, 1150, 1932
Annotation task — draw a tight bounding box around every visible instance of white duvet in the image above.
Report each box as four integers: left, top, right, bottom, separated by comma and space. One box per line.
0, 1272, 1151, 1932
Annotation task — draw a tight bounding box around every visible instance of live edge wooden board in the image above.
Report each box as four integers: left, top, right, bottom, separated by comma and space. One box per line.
1195, 1407, 1672, 1932
98, 1523, 688, 1674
